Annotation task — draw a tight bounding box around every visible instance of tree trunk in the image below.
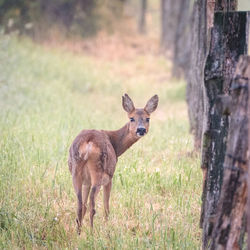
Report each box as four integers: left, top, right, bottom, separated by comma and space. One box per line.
138, 0, 147, 34
161, 0, 168, 49
248, 56, 250, 250
161, 0, 193, 78
186, 0, 238, 151
161, 0, 183, 52
201, 11, 249, 249
215, 0, 238, 10
186, 0, 207, 150
209, 55, 250, 250
172, 0, 191, 77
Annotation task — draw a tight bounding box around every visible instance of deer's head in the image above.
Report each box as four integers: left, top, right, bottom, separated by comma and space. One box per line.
122, 94, 159, 137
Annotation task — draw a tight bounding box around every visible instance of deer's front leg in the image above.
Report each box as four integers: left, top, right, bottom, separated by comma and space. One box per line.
103, 181, 112, 220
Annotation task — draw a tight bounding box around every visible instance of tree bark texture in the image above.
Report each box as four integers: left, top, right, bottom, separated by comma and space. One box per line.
186, 0, 207, 150
215, 0, 237, 11
201, 12, 250, 249
186, 0, 237, 151
207, 0, 216, 30
248, 56, 250, 250
209, 55, 250, 250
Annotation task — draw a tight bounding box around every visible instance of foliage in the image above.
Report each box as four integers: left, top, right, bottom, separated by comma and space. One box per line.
0, 0, 125, 38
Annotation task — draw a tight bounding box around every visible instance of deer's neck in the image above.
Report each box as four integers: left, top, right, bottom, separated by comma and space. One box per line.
105, 123, 139, 157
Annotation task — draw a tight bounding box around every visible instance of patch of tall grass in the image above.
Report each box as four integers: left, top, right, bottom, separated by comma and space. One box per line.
0, 35, 201, 249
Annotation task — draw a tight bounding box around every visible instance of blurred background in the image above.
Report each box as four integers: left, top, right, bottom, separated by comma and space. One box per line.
1, 0, 249, 37
0, 0, 249, 73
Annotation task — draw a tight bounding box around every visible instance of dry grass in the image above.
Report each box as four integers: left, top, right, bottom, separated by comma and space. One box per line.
0, 31, 202, 249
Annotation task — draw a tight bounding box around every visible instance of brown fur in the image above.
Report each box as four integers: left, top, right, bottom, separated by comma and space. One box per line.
68, 94, 158, 233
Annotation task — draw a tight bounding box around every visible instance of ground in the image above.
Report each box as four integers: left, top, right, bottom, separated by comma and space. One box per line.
0, 32, 202, 249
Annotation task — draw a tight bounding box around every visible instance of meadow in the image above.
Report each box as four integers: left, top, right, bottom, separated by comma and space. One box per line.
0, 34, 202, 249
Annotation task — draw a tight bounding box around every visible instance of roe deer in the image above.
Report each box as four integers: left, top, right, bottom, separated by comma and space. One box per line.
68, 94, 158, 234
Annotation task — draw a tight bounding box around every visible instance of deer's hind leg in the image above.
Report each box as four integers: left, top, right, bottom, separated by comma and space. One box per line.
72, 171, 84, 234
88, 166, 103, 228
89, 184, 101, 228
103, 181, 112, 220
82, 185, 91, 220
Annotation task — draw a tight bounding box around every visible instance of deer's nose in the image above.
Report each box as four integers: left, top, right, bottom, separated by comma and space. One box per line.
136, 127, 146, 136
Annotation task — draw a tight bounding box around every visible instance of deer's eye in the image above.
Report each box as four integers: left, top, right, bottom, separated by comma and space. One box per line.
130, 117, 135, 122
146, 118, 150, 122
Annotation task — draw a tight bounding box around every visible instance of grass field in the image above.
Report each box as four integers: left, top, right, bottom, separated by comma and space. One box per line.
0, 34, 202, 249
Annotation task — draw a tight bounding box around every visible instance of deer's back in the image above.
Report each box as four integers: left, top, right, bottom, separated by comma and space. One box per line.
69, 129, 117, 178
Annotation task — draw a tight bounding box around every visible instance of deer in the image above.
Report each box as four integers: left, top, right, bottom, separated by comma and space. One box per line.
68, 94, 159, 234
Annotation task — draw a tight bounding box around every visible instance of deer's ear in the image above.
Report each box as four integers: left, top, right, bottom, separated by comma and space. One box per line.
122, 94, 135, 113
144, 95, 159, 114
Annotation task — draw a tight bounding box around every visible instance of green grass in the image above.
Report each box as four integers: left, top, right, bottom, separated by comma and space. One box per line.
0, 35, 202, 249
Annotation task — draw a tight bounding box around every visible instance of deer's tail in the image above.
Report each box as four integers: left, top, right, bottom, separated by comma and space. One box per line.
79, 142, 93, 161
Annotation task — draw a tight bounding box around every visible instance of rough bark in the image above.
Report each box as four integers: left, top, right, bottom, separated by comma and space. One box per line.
248, 57, 250, 250
186, 0, 237, 151
207, 0, 216, 30
138, 0, 147, 34
201, 12, 249, 249
186, 0, 207, 150
210, 56, 250, 250
215, 0, 238, 10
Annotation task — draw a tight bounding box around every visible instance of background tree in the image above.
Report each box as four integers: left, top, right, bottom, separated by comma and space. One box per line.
138, 0, 147, 34
161, 0, 186, 52
170, 0, 191, 78
185, 0, 207, 150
